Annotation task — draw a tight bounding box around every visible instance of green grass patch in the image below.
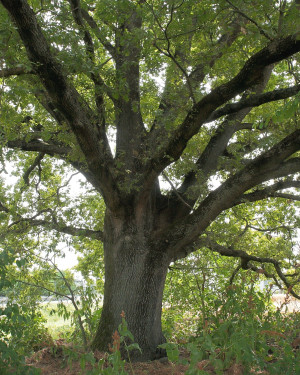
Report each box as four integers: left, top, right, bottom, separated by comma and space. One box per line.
40, 302, 75, 339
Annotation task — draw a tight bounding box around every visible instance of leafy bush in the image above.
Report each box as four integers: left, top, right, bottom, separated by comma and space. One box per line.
86, 311, 141, 375
191, 284, 299, 374
0, 247, 45, 374
162, 282, 299, 375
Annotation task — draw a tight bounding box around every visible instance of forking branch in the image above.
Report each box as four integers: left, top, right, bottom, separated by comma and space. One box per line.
146, 34, 300, 177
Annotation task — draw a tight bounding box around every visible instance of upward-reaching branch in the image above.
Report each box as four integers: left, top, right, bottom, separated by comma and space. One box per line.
1, 0, 120, 209
148, 34, 300, 175
81, 8, 116, 57
68, 0, 108, 125
165, 130, 300, 256
113, 5, 146, 168
150, 14, 242, 134
178, 65, 274, 204
225, 0, 273, 41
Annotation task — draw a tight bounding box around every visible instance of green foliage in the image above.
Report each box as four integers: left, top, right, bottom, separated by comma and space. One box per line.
85, 312, 141, 375
0, 246, 45, 374
0, 240, 102, 358
159, 342, 180, 363
162, 248, 244, 342
163, 282, 299, 375
0, 0, 300, 368
196, 288, 299, 374
46, 313, 141, 375
162, 245, 299, 373
66, 284, 103, 345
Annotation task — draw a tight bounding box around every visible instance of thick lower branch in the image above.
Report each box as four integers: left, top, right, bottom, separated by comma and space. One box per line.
5, 208, 103, 241
203, 237, 300, 299
0, 66, 33, 77
5, 137, 105, 194
168, 131, 300, 255
6, 138, 71, 156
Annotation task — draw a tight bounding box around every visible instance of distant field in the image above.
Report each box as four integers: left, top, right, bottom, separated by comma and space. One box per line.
41, 302, 75, 338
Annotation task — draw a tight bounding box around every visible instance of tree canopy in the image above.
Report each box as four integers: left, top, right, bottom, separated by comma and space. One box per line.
0, 0, 300, 360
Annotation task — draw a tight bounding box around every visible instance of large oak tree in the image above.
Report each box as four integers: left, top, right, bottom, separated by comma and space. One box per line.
0, 0, 300, 360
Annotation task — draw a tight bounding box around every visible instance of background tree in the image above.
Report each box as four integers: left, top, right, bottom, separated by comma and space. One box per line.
0, 0, 300, 361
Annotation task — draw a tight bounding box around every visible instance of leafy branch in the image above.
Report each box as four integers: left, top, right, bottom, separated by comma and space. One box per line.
81, 8, 115, 57
4, 208, 103, 241
148, 33, 300, 175
150, 14, 242, 134
23, 152, 45, 186
0, 0, 119, 209
0, 66, 34, 77
68, 0, 111, 120
207, 84, 300, 122
150, 0, 196, 103
166, 131, 300, 257
235, 180, 300, 205
225, 0, 273, 41
178, 66, 274, 203
202, 236, 300, 300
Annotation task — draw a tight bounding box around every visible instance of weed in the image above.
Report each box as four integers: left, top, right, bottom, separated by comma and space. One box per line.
161, 284, 299, 375
85, 311, 141, 375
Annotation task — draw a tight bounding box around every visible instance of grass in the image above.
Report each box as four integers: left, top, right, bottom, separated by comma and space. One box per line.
41, 302, 75, 339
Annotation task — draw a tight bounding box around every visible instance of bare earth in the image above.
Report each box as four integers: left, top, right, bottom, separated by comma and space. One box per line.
26, 343, 271, 375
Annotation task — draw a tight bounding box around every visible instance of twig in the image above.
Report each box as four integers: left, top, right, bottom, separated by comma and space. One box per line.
162, 171, 193, 210
225, 0, 273, 41
23, 152, 45, 185
229, 265, 242, 284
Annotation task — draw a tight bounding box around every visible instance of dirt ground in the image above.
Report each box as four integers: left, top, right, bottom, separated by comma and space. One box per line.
26, 344, 188, 375
25, 342, 271, 375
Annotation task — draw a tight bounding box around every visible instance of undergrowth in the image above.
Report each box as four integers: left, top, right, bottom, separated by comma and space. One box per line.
1, 247, 299, 374
160, 284, 300, 375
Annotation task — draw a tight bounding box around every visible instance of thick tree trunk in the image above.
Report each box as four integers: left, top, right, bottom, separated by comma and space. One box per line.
91, 210, 170, 361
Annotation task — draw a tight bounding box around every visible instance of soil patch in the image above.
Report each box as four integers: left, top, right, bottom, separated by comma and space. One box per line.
25, 341, 274, 375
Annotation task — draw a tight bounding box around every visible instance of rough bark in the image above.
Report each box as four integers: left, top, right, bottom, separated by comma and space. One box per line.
91, 210, 169, 360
